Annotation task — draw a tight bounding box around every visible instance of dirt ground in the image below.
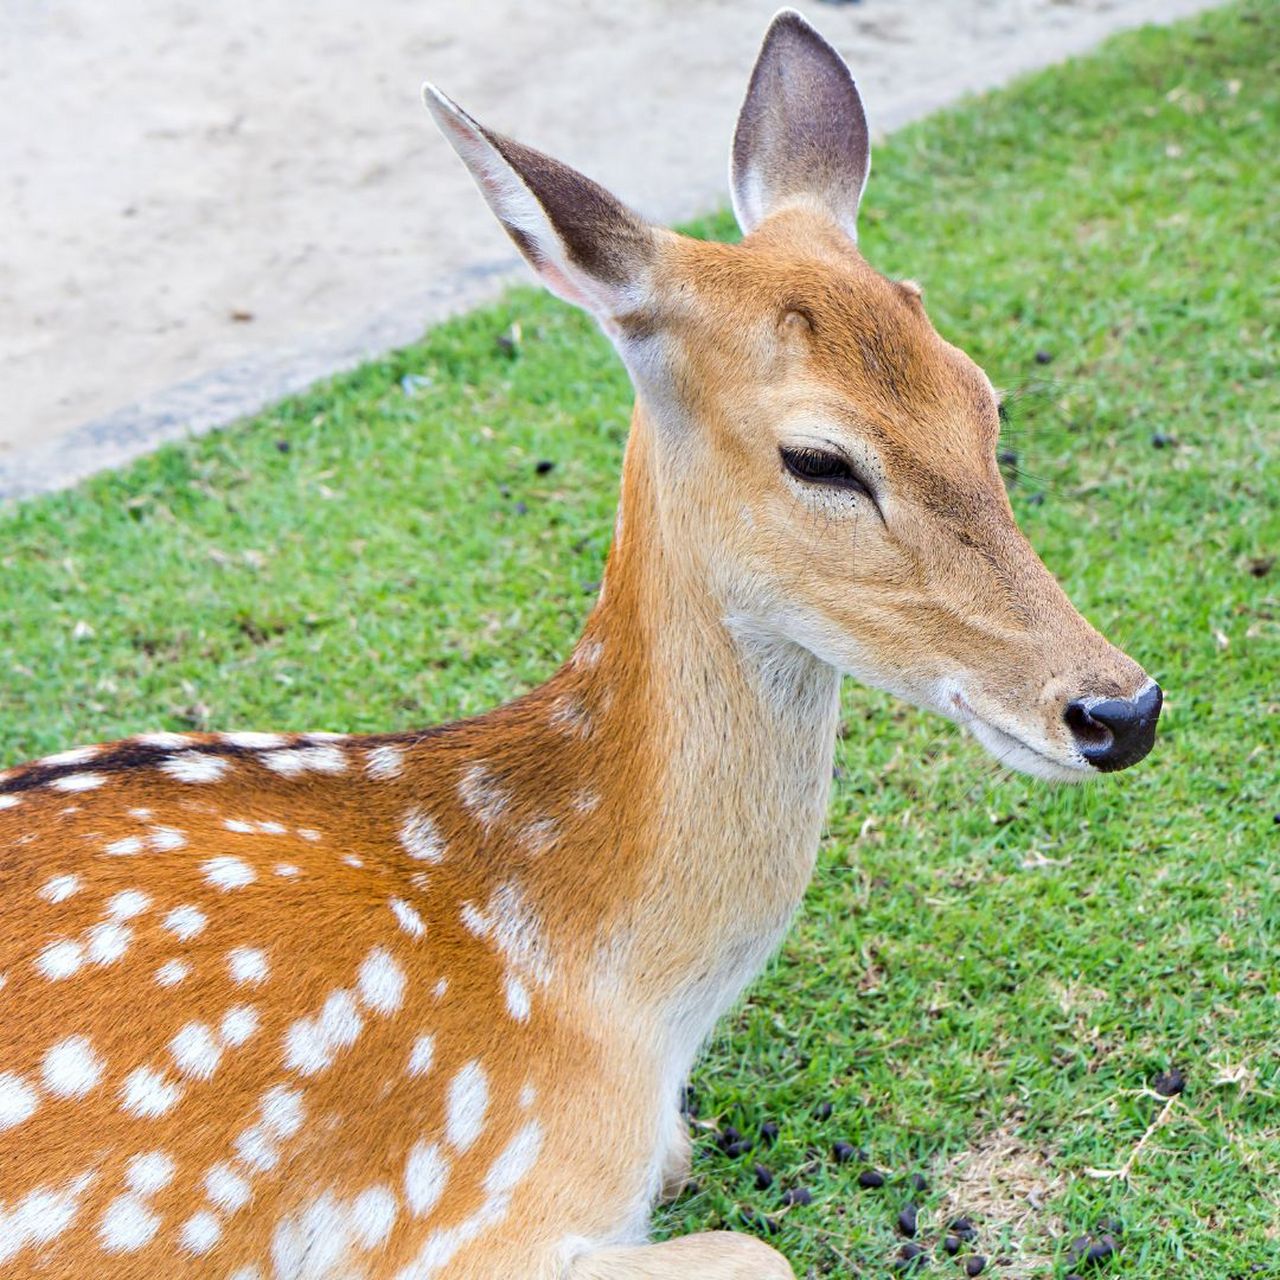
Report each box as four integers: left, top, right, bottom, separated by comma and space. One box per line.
0, 0, 1216, 495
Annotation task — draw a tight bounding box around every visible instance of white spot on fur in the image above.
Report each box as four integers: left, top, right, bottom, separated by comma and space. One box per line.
161, 753, 231, 784
487, 882, 554, 986
433, 977, 448, 1000
156, 959, 191, 986
573, 637, 604, 669
125, 1152, 175, 1196
485, 1118, 544, 1194
390, 898, 426, 939
205, 1163, 251, 1212
224, 818, 255, 834
519, 1082, 536, 1109
220, 1006, 260, 1047
284, 989, 362, 1077
148, 825, 187, 851
517, 816, 560, 856
86, 921, 131, 966
107, 889, 151, 920
0, 795, 21, 810
275, 863, 300, 877
259, 820, 286, 835
270, 1192, 349, 1278
222, 731, 288, 750
39, 873, 80, 903
164, 904, 206, 940
358, 948, 405, 1015
179, 1210, 222, 1254
404, 1142, 449, 1217
297, 828, 322, 842
42, 1036, 103, 1098
459, 902, 490, 938
104, 835, 144, 857
35, 939, 83, 979
445, 1061, 488, 1153
399, 808, 444, 863
261, 1084, 305, 1139
202, 857, 255, 890
136, 732, 191, 749
40, 745, 100, 767
549, 695, 592, 738
49, 772, 105, 792
262, 745, 347, 777
171, 1023, 221, 1080
227, 947, 269, 985
342, 854, 363, 869
504, 975, 531, 1022
407, 1035, 435, 1078
351, 1185, 398, 1249
365, 745, 405, 780
458, 764, 511, 831
572, 789, 601, 814
0, 1171, 95, 1262
119, 1066, 183, 1117
0, 1074, 38, 1131
98, 1194, 160, 1252
234, 1124, 279, 1173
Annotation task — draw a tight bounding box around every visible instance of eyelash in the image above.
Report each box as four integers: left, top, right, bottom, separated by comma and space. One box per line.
779, 446, 871, 496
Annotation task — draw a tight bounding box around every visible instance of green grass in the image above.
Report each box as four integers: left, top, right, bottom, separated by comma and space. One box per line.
3, 3, 1277, 1275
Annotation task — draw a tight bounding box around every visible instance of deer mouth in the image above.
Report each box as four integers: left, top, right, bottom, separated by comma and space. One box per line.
949, 692, 1091, 783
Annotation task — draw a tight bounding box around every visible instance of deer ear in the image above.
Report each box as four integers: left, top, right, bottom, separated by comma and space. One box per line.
731, 9, 870, 241
424, 84, 657, 327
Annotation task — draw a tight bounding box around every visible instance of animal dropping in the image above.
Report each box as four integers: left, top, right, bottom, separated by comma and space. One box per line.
0, 9, 1160, 1278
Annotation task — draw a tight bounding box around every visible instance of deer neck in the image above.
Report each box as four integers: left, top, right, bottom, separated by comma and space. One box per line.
547, 402, 842, 1053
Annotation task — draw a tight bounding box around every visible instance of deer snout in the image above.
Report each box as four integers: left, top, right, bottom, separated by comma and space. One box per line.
1063, 680, 1163, 772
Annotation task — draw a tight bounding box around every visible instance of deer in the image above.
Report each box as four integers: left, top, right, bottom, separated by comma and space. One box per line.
0, 10, 1163, 1279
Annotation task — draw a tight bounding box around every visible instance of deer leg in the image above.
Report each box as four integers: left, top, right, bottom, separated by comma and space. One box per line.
657, 1115, 693, 1203
566, 1232, 795, 1280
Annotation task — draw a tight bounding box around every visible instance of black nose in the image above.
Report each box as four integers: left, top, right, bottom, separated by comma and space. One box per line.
1064, 683, 1162, 772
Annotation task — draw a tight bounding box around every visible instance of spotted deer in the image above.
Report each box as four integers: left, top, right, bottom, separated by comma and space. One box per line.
0, 11, 1162, 1279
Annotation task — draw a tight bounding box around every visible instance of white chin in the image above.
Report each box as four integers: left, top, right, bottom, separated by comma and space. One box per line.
966, 718, 1092, 784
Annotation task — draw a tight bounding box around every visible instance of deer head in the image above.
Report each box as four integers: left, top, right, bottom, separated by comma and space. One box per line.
425, 9, 1161, 782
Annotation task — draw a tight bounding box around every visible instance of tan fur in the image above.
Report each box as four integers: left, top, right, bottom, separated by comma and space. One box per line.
0, 12, 1157, 1279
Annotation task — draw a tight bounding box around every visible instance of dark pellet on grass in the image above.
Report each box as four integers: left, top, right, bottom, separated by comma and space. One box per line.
1034, 349, 1053, 364
759, 1121, 780, 1147
942, 1235, 961, 1256
897, 1203, 918, 1237
782, 1186, 812, 1207
1087, 1237, 1118, 1264
274, 439, 291, 453
894, 1242, 927, 1272
513, 501, 528, 516
909, 1173, 928, 1192
723, 1140, 752, 1159
813, 1101, 833, 1121
718, 1126, 742, 1149
1153, 1067, 1186, 1096
950, 1218, 978, 1241
998, 449, 1019, 467
753, 1163, 773, 1191
832, 1140, 860, 1163
965, 1257, 987, 1276
858, 1168, 886, 1188
535, 459, 556, 475
1096, 1217, 1124, 1236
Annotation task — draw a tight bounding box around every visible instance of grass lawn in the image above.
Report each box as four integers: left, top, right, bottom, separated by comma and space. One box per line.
2, 2, 1276, 1275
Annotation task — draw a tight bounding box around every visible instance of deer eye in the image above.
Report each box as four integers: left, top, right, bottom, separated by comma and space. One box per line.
780, 446, 869, 494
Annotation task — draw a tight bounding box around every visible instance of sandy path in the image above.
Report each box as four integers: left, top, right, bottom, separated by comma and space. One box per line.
0, 0, 1217, 497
